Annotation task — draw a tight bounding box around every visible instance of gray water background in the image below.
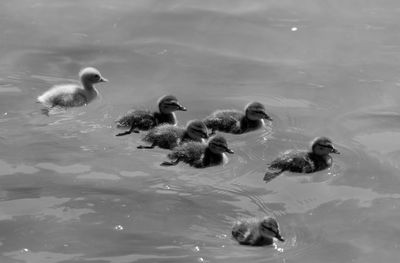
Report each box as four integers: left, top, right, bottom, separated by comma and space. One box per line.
1, 1, 400, 262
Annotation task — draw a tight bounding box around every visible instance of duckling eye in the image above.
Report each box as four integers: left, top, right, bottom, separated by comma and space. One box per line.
262, 225, 276, 234
162, 102, 174, 108
92, 74, 100, 80
318, 144, 333, 150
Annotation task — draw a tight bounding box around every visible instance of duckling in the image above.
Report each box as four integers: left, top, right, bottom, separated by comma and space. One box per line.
232, 216, 285, 246
137, 120, 208, 150
37, 67, 108, 114
203, 102, 272, 135
161, 135, 234, 168
264, 137, 340, 182
115, 95, 187, 136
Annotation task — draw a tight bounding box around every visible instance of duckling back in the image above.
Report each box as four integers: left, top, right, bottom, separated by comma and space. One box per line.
37, 84, 92, 108
232, 219, 264, 246
232, 220, 252, 244
115, 110, 157, 130
167, 141, 207, 164
271, 151, 312, 172
232, 217, 284, 246
203, 110, 243, 134
264, 151, 316, 182
142, 124, 185, 149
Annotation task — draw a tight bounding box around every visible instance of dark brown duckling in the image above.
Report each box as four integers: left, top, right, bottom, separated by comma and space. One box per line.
161, 135, 234, 168
137, 120, 208, 150
203, 102, 272, 135
232, 216, 285, 246
115, 95, 187, 136
264, 137, 340, 182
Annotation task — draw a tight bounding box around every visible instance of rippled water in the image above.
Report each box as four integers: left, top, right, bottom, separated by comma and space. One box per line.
1, 0, 400, 262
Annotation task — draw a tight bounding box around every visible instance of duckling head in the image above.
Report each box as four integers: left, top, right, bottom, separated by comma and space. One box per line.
79, 67, 108, 86
310, 136, 340, 156
208, 135, 234, 154
245, 102, 272, 121
260, 217, 285, 242
158, 95, 187, 113
186, 120, 209, 140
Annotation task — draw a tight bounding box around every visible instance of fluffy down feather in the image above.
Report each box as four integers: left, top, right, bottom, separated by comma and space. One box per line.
268, 151, 314, 173
37, 84, 93, 107
142, 124, 186, 149
115, 110, 157, 130
203, 110, 243, 134
167, 141, 207, 164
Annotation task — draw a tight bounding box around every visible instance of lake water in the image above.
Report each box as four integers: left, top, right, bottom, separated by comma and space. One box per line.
1, 0, 400, 262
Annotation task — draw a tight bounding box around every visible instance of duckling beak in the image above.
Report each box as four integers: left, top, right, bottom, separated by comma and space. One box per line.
225, 147, 234, 154
262, 112, 273, 121
331, 147, 340, 154
173, 102, 187, 111
275, 233, 285, 242
99, 77, 108, 83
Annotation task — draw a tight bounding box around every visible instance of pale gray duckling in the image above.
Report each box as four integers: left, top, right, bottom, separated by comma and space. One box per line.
264, 137, 340, 182
137, 120, 208, 150
161, 135, 234, 168
203, 102, 272, 135
37, 67, 108, 114
115, 95, 187, 136
232, 216, 285, 246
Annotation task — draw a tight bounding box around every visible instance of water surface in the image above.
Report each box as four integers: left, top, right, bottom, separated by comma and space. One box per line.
1, 1, 400, 262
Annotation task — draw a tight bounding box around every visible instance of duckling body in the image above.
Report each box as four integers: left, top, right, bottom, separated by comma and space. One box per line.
115, 95, 186, 136
37, 67, 107, 112
116, 109, 171, 131
161, 135, 234, 168
232, 217, 284, 246
264, 137, 340, 182
138, 120, 208, 150
163, 141, 206, 166
203, 102, 272, 134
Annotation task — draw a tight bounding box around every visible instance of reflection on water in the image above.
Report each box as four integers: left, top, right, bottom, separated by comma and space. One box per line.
1, 0, 400, 262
